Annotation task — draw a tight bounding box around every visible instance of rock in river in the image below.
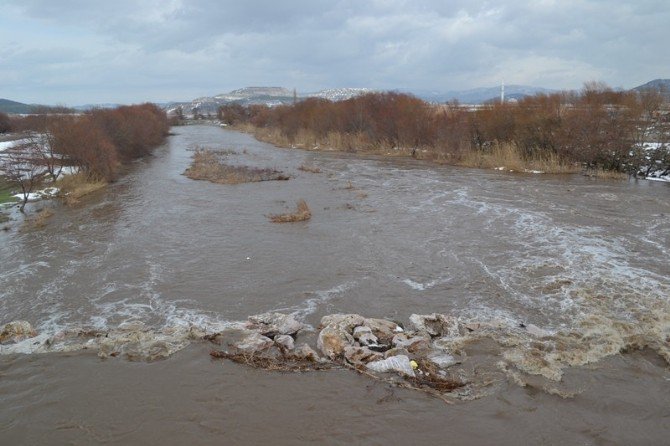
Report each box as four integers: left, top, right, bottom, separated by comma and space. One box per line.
246, 312, 306, 338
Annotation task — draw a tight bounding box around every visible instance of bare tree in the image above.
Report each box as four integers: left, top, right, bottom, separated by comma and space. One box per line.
0, 142, 48, 212
34, 130, 65, 182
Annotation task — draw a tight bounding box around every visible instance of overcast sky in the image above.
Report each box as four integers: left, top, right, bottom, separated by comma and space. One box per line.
1, 0, 668, 105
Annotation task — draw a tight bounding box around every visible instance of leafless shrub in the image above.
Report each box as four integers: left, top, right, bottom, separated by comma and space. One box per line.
0, 143, 47, 212
220, 86, 670, 175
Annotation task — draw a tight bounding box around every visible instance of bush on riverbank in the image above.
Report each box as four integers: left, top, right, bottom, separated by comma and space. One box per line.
0, 104, 168, 215
219, 83, 670, 174
51, 103, 169, 180
5, 103, 169, 183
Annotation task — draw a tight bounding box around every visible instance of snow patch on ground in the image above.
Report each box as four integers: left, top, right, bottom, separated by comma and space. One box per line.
11, 187, 59, 202
0, 138, 31, 152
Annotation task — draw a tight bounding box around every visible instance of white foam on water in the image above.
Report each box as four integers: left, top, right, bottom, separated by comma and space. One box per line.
401, 277, 451, 291
269, 280, 359, 321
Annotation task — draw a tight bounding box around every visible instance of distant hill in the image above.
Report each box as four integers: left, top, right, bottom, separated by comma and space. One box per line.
170, 80, 670, 117
413, 85, 557, 104
168, 87, 374, 116
72, 103, 122, 111
632, 79, 670, 99
0, 98, 77, 114
0, 98, 35, 114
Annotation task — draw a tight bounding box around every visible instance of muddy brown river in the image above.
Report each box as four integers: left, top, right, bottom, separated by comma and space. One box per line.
1, 125, 669, 444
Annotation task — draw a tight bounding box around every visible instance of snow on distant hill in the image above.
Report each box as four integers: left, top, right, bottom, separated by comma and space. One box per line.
307, 88, 372, 101
167, 79, 670, 117
168, 87, 376, 116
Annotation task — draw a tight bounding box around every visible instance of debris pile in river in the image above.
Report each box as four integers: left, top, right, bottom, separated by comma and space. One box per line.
184, 148, 289, 184
208, 312, 465, 399
4, 301, 669, 402
210, 312, 329, 371
268, 199, 311, 223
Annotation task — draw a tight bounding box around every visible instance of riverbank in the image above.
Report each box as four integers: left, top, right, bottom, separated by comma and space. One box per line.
230, 123, 617, 176
0, 104, 170, 224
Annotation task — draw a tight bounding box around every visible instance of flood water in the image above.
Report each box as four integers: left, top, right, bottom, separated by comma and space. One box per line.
1, 125, 669, 445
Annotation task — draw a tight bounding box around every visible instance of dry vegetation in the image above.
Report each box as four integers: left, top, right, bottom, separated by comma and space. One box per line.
2, 103, 169, 212
581, 168, 629, 180
268, 199, 311, 223
210, 350, 331, 372
56, 173, 107, 205
456, 142, 579, 173
44, 103, 168, 181
219, 83, 670, 176
184, 149, 289, 184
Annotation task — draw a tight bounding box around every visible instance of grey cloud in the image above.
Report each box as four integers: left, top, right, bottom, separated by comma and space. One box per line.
1, 0, 669, 104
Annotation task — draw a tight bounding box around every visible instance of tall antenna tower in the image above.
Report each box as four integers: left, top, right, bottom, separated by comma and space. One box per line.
500, 81, 505, 103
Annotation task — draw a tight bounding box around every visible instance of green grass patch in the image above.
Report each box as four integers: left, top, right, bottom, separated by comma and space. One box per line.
0, 177, 18, 205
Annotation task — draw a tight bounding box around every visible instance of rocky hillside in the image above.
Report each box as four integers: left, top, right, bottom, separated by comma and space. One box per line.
167, 87, 374, 116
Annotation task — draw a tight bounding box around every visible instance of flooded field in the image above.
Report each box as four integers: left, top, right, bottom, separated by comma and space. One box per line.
1, 125, 669, 444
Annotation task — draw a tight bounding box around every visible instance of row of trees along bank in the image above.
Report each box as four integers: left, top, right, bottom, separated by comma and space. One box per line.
1, 103, 169, 211
218, 82, 670, 175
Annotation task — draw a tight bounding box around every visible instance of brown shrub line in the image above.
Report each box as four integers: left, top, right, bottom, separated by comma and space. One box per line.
268, 199, 311, 223
7, 103, 169, 183
219, 86, 670, 175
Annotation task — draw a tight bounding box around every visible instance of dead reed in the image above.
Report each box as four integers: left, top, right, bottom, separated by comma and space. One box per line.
56, 173, 107, 206
457, 142, 579, 174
